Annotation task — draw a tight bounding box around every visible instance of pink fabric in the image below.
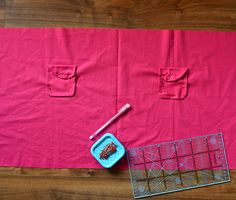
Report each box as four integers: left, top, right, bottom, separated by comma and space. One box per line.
159, 68, 188, 99
0, 28, 235, 169
47, 65, 77, 97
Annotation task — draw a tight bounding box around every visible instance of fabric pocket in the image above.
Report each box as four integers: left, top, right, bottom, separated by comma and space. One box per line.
159, 68, 188, 100
47, 65, 77, 97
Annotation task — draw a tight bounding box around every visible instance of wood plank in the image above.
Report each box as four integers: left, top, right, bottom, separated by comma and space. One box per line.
0, 167, 235, 200
0, 0, 5, 26
4, 0, 236, 30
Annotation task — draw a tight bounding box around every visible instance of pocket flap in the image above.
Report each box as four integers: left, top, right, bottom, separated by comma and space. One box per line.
48, 65, 77, 79
160, 68, 188, 82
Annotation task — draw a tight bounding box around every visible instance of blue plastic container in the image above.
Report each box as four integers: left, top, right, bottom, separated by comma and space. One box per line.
90, 133, 125, 168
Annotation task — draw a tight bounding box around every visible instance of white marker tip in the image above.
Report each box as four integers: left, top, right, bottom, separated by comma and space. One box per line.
125, 103, 131, 108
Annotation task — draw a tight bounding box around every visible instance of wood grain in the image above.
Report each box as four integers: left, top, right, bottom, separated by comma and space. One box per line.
1, 0, 236, 30
0, 167, 235, 200
0, 0, 5, 26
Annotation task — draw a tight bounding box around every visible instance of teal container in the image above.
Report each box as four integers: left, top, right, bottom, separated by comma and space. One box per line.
90, 133, 125, 168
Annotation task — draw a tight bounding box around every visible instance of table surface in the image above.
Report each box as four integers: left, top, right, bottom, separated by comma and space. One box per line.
0, 0, 236, 199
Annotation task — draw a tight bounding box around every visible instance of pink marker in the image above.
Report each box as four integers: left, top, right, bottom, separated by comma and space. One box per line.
89, 103, 131, 140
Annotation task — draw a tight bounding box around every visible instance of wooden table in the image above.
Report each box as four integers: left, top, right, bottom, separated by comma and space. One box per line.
0, 0, 236, 199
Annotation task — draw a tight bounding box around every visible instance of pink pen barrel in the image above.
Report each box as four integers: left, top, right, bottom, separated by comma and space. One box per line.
89, 103, 131, 140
